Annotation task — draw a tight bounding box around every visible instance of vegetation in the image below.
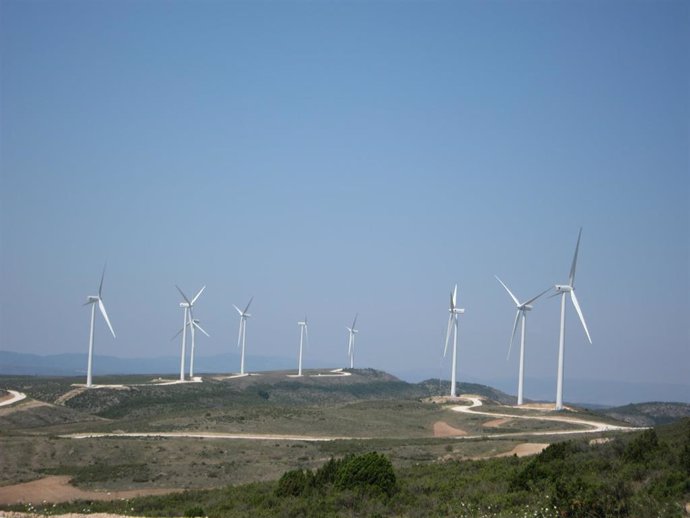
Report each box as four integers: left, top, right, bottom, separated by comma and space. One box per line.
277, 452, 397, 498
599, 401, 690, 426
5, 419, 688, 517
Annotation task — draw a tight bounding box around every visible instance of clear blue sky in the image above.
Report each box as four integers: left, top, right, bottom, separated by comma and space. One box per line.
1, 1, 688, 394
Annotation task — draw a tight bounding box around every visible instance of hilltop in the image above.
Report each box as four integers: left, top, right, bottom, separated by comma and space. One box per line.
598, 401, 690, 426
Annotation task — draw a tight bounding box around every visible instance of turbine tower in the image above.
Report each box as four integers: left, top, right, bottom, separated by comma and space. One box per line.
346, 314, 358, 369
84, 266, 116, 387
443, 284, 464, 397
553, 228, 592, 410
233, 297, 253, 375
297, 315, 308, 376
172, 318, 209, 379
176, 285, 205, 381
495, 276, 551, 405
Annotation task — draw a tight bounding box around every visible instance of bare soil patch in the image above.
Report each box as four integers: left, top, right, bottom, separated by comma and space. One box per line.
470, 442, 549, 460
589, 437, 612, 445
433, 421, 467, 437
482, 417, 511, 428
0, 476, 178, 506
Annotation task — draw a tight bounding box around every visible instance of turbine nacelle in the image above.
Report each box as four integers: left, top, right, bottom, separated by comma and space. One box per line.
86, 296, 99, 303
554, 284, 573, 293
450, 308, 465, 314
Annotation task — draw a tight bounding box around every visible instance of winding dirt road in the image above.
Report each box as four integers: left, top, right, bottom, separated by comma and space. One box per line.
59, 395, 640, 443
0, 390, 26, 407
448, 396, 640, 440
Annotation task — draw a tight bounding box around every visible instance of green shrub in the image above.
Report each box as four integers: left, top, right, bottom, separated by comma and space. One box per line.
623, 429, 659, 463
276, 468, 310, 497
184, 506, 205, 517
334, 452, 397, 497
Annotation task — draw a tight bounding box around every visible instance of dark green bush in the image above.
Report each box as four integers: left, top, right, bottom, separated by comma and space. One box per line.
276, 468, 310, 497
334, 452, 397, 496
623, 428, 659, 463
184, 506, 205, 517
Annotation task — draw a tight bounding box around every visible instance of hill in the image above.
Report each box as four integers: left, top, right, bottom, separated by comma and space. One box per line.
4, 417, 688, 517
597, 401, 690, 426
0, 350, 293, 377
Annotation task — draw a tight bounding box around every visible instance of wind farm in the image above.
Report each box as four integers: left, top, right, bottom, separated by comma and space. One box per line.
2, 238, 689, 515
2, 1, 687, 515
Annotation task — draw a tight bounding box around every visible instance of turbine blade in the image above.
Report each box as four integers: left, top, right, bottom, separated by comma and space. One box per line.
443, 314, 453, 357
243, 297, 254, 314
176, 285, 191, 305
569, 227, 582, 287
523, 286, 553, 307
98, 264, 107, 298
171, 327, 184, 341
233, 304, 243, 315
97, 299, 116, 338
494, 275, 520, 306
507, 310, 520, 360
570, 290, 592, 344
193, 321, 210, 337
304, 325, 309, 349
237, 319, 243, 347
351, 313, 358, 330
450, 284, 458, 309
191, 285, 206, 305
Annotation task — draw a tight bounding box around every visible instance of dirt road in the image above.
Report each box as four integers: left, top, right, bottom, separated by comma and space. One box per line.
449, 396, 640, 440
0, 391, 26, 408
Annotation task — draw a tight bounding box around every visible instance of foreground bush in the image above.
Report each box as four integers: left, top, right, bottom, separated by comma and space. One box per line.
277, 451, 397, 498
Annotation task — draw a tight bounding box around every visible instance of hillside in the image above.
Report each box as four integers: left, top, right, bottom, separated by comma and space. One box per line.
0, 369, 516, 417
598, 401, 690, 426
4, 417, 688, 517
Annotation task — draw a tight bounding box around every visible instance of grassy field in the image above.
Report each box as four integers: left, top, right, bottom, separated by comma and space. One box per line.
0, 369, 638, 497
3, 419, 688, 517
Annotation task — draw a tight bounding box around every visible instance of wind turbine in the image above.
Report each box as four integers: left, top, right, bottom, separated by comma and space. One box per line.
443, 284, 464, 397
553, 228, 592, 410
346, 314, 358, 369
297, 315, 308, 376
233, 297, 253, 375
494, 276, 551, 405
84, 266, 116, 387
176, 285, 206, 381
171, 318, 209, 379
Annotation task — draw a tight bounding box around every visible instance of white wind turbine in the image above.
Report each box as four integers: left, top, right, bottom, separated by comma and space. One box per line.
443, 284, 464, 397
233, 297, 253, 375
296, 315, 309, 376
346, 314, 358, 369
84, 266, 116, 387
553, 228, 592, 410
175, 285, 206, 382
495, 276, 551, 405
172, 317, 209, 379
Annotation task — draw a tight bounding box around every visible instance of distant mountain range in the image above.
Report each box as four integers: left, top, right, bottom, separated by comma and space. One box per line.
0, 350, 294, 377
1, 350, 688, 407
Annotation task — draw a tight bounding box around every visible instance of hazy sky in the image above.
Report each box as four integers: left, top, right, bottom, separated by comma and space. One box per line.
1, 1, 688, 393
